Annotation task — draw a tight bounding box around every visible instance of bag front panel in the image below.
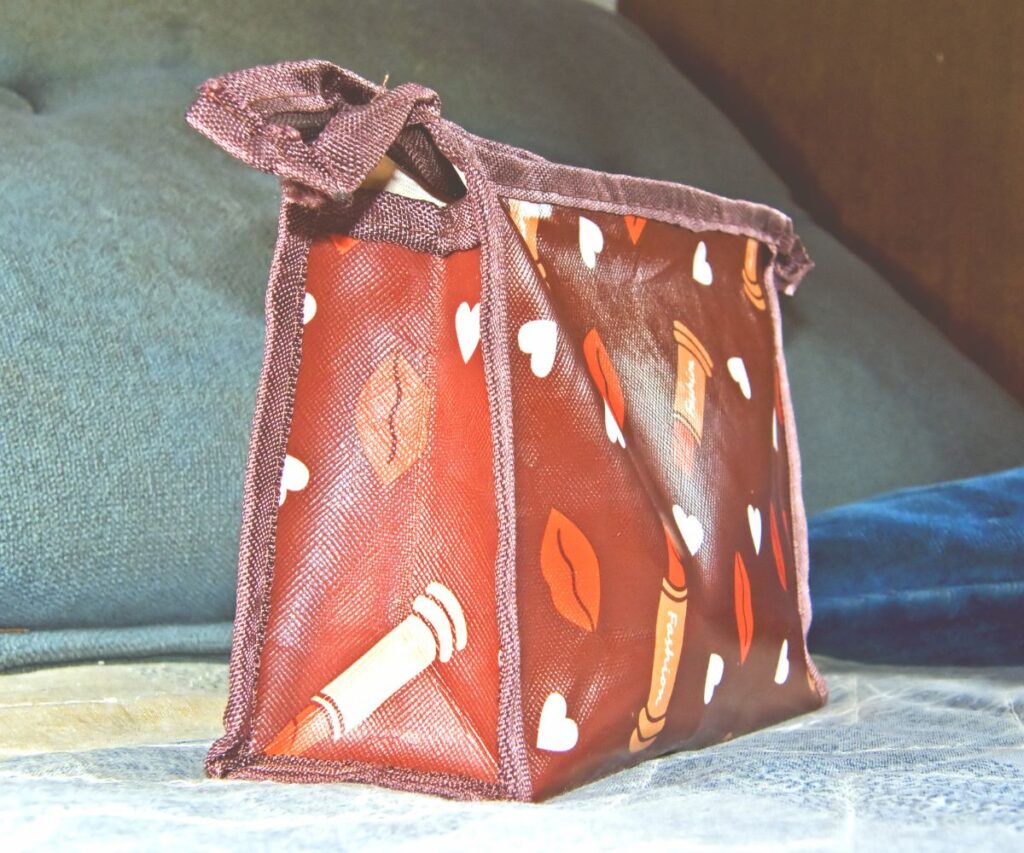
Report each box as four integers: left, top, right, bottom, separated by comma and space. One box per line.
248, 231, 502, 785
500, 200, 823, 797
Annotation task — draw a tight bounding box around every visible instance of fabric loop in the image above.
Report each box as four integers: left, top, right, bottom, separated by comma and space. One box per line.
306, 83, 443, 202
187, 62, 445, 205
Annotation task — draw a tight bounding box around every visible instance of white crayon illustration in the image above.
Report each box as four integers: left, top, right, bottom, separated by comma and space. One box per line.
266, 581, 467, 754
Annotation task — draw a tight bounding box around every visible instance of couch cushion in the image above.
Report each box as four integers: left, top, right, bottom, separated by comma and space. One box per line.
809, 467, 1024, 665
1, 0, 1021, 667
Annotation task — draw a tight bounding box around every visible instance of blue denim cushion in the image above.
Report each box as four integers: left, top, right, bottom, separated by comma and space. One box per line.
809, 468, 1024, 665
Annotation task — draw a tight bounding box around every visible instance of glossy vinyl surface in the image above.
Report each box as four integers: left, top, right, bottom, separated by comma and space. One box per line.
500, 202, 821, 797
252, 236, 501, 784
248, 200, 822, 797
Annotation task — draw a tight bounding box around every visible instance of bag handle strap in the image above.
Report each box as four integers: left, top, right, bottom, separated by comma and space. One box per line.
186, 60, 458, 204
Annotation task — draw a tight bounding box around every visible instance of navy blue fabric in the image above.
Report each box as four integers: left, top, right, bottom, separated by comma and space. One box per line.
808, 468, 1024, 665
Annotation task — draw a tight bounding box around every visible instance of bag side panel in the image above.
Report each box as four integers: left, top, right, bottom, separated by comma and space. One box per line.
190, 60, 512, 796
501, 201, 824, 798
240, 232, 503, 785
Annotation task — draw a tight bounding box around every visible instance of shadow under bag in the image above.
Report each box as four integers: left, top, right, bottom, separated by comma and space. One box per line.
187, 59, 826, 801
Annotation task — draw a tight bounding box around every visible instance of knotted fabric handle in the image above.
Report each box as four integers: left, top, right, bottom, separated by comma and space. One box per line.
186, 60, 447, 204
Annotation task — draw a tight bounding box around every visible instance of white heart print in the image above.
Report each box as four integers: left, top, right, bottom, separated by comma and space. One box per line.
302, 292, 317, 325
727, 357, 752, 400
704, 653, 725, 704
692, 240, 713, 285
455, 301, 481, 363
748, 505, 762, 554
536, 692, 579, 752
774, 639, 790, 685
518, 319, 557, 378
279, 454, 309, 506
579, 216, 604, 269
603, 400, 626, 448
672, 505, 704, 556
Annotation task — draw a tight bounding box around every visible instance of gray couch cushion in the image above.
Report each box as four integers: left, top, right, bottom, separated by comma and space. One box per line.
1, 0, 1021, 667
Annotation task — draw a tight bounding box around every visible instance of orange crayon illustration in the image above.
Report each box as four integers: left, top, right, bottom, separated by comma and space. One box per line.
583, 328, 626, 448
770, 502, 788, 591
741, 237, 767, 311
672, 321, 713, 473
265, 581, 467, 756
506, 198, 552, 279
629, 525, 689, 753
734, 553, 754, 664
